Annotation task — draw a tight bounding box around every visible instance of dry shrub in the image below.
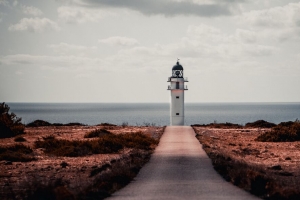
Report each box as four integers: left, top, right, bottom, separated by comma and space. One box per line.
80, 150, 152, 199
14, 136, 27, 142
192, 122, 242, 129
245, 120, 276, 128
35, 132, 158, 157
24, 178, 74, 200
26, 120, 85, 127
256, 121, 300, 142
119, 132, 158, 149
84, 129, 112, 138
26, 119, 52, 127
0, 144, 35, 162
34, 136, 123, 157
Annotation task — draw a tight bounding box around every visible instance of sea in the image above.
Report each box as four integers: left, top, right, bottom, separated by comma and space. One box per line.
7, 102, 300, 126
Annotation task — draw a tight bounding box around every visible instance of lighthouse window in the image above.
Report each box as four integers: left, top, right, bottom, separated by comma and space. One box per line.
176, 82, 179, 89
176, 96, 179, 99
176, 113, 179, 115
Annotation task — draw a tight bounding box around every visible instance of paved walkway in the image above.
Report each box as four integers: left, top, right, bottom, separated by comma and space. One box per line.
107, 126, 260, 200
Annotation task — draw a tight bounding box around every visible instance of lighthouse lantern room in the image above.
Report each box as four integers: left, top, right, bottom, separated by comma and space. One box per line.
167, 60, 188, 126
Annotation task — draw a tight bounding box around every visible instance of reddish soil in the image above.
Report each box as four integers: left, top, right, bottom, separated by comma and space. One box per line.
193, 127, 300, 199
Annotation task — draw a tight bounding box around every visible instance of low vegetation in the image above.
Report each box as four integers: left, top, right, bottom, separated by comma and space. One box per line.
192, 120, 278, 129
35, 132, 158, 157
14, 136, 27, 142
26, 119, 85, 127
0, 102, 25, 138
245, 120, 276, 128
200, 149, 300, 199
14, 149, 152, 200
256, 120, 300, 142
192, 122, 242, 129
80, 150, 151, 199
1, 127, 162, 200
0, 144, 35, 162
84, 129, 112, 138
193, 120, 300, 199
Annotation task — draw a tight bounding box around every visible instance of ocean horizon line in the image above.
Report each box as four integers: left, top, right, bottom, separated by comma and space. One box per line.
6, 102, 300, 104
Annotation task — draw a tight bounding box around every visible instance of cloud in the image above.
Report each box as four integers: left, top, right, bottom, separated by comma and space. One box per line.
239, 3, 300, 42
57, 6, 113, 23
0, 0, 18, 7
8, 17, 60, 32
48, 43, 97, 56
243, 3, 300, 28
99, 36, 139, 46
0, 12, 5, 22
241, 2, 300, 28
0, 0, 9, 6
76, 0, 232, 17
0, 54, 108, 72
22, 5, 43, 16
235, 29, 257, 43
168, 24, 278, 59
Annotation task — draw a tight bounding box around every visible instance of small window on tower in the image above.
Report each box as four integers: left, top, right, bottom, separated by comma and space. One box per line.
176, 113, 179, 115
176, 96, 179, 99
176, 82, 179, 89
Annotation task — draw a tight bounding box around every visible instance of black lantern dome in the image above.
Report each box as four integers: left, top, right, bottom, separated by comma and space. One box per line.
172, 61, 183, 78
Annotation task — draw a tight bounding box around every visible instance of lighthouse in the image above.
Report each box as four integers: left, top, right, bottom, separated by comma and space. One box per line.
167, 60, 188, 126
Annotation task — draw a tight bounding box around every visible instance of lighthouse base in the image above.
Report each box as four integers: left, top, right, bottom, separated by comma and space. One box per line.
171, 116, 184, 126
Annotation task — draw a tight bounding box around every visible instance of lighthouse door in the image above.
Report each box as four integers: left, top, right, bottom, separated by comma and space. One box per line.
176, 82, 179, 89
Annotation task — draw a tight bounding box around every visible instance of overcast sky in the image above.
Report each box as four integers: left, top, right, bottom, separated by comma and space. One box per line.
1, 0, 300, 103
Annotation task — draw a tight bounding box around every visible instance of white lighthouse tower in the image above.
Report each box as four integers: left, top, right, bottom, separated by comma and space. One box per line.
167, 60, 188, 126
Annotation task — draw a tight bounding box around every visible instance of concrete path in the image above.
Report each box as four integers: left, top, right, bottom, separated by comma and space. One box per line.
107, 126, 260, 200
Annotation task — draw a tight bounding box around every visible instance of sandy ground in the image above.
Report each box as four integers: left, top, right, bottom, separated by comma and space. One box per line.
0, 125, 164, 199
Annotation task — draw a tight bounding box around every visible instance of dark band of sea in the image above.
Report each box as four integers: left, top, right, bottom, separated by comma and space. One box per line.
8, 102, 300, 126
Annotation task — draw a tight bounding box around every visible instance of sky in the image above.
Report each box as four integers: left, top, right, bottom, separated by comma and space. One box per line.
0, 0, 300, 103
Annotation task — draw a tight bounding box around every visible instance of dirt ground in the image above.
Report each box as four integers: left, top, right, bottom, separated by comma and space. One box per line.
193, 126, 300, 199
0, 125, 163, 199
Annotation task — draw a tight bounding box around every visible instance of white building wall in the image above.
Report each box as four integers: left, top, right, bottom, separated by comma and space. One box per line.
170, 77, 185, 126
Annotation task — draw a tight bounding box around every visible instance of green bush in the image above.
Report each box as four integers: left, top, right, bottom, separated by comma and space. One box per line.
35, 132, 158, 157
0, 144, 35, 162
256, 121, 300, 142
84, 129, 112, 138
0, 102, 25, 138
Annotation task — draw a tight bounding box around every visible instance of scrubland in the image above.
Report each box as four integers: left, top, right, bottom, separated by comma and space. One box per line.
193, 120, 300, 200
0, 122, 164, 199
